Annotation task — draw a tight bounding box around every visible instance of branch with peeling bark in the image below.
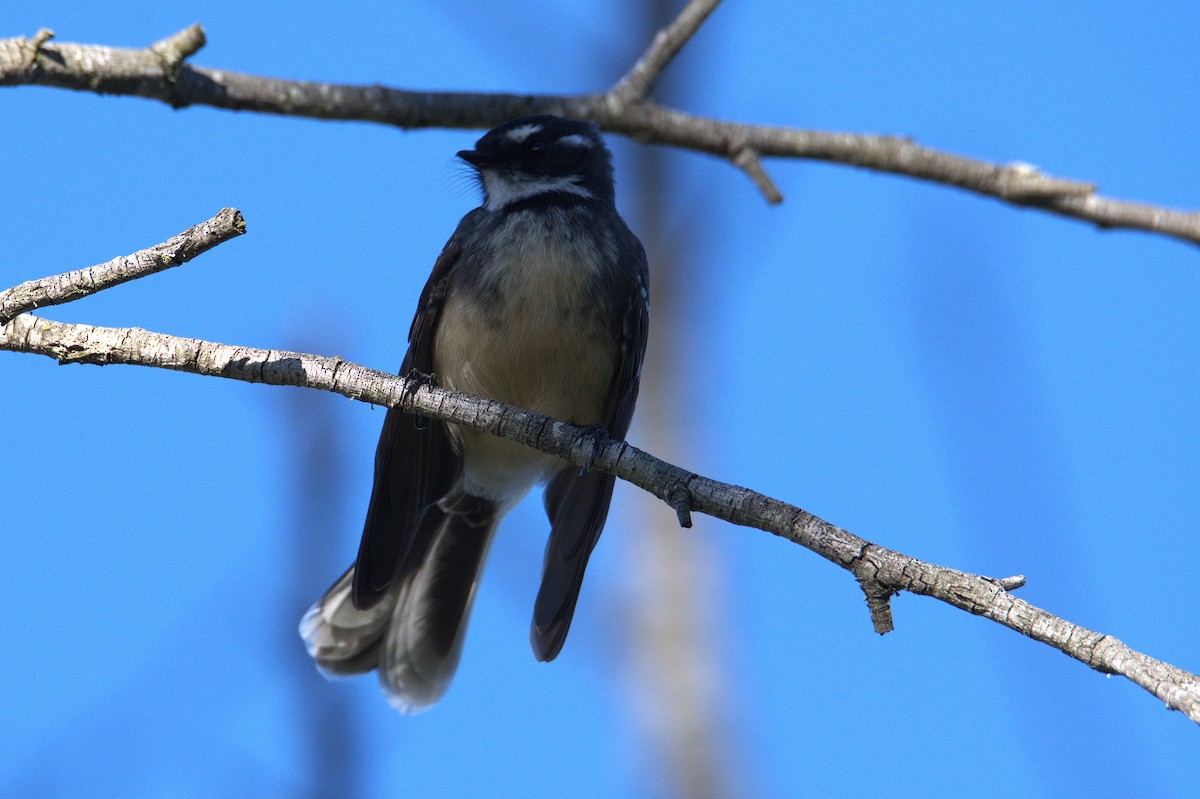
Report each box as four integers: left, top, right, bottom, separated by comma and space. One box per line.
2, 0, 1198, 243
2, 211, 1198, 724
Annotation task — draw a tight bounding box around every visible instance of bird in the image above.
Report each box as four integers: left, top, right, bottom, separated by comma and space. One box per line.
300, 115, 649, 713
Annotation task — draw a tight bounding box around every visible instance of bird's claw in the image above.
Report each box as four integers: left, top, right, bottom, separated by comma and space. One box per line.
574, 422, 611, 475
403, 369, 438, 430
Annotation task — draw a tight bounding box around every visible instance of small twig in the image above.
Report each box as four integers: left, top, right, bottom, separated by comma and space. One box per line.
610, 0, 723, 103
0, 208, 244, 326
148, 24, 205, 85
993, 574, 1027, 591
854, 546, 896, 633
17, 28, 54, 71
732, 145, 784, 204
29, 28, 53, 52
665, 480, 695, 529
862, 583, 896, 635
993, 161, 1093, 201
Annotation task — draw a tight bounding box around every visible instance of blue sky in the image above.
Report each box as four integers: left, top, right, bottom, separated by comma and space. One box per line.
3, 2, 1198, 797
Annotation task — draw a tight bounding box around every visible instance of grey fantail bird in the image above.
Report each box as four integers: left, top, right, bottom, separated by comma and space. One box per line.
301, 115, 650, 712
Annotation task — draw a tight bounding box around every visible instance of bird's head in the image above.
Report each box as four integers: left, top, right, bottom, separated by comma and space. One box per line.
458, 116, 616, 212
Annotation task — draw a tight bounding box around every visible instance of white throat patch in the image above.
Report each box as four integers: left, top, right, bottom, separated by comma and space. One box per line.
481, 171, 592, 212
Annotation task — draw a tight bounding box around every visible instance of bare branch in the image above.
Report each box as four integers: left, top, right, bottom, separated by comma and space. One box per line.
2, 24, 1198, 245
0, 208, 245, 326
4, 308, 1198, 723
610, 0, 723, 104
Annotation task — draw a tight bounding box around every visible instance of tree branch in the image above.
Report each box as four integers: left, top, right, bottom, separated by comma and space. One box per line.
0, 208, 244, 326
2, 214, 1198, 724
610, 0, 723, 104
3, 15, 1198, 244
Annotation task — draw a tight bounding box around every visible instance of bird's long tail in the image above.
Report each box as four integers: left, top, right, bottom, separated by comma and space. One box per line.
301, 495, 499, 713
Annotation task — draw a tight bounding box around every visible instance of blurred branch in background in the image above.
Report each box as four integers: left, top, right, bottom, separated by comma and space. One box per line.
280, 347, 362, 799
618, 2, 740, 798
3, 0, 1200, 244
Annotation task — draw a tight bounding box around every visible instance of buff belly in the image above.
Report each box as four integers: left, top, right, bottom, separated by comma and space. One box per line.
433, 215, 615, 506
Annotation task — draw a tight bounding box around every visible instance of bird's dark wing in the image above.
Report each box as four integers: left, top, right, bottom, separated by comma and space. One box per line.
532, 232, 649, 661
351, 237, 464, 611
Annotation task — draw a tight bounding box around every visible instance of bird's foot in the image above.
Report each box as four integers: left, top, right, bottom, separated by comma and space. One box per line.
402, 369, 438, 430
574, 422, 611, 475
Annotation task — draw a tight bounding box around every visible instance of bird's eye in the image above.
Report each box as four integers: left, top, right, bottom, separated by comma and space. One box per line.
528, 140, 548, 157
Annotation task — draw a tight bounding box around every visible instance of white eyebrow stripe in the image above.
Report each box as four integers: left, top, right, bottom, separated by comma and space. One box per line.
557, 134, 594, 148
503, 124, 544, 143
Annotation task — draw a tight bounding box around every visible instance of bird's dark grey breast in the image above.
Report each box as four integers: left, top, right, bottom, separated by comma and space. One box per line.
432, 204, 624, 426
453, 205, 626, 329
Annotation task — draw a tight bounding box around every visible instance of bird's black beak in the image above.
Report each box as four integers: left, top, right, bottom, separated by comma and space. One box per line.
457, 149, 490, 167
